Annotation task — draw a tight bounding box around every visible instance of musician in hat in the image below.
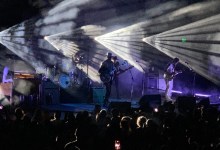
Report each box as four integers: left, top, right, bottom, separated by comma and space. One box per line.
99, 52, 114, 106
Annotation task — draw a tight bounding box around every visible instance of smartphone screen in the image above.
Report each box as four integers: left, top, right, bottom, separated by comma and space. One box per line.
115, 140, 121, 150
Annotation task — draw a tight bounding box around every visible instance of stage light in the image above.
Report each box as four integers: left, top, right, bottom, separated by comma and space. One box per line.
172, 90, 182, 94
0, 0, 101, 77
95, 1, 220, 76
94, 27, 147, 72
94, 37, 98, 41
143, 13, 220, 86
181, 37, 187, 43
44, 25, 106, 83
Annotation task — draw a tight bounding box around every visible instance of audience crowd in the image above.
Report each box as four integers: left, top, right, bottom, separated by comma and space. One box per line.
0, 100, 220, 150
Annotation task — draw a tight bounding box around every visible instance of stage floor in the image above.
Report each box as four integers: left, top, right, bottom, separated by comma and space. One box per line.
40, 98, 140, 113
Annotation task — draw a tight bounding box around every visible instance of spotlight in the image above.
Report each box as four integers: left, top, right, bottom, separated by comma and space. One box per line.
142, 13, 220, 86
94, 37, 98, 41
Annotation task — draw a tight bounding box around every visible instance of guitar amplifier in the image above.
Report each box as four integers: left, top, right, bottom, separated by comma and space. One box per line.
146, 73, 159, 94
92, 87, 106, 104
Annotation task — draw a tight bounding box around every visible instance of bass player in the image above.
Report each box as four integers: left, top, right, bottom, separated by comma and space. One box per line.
163, 57, 181, 102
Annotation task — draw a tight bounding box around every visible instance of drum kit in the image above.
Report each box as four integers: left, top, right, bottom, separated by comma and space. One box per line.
42, 65, 83, 89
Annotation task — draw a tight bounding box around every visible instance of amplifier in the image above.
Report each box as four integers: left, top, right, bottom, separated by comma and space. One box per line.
92, 87, 105, 104
40, 80, 60, 105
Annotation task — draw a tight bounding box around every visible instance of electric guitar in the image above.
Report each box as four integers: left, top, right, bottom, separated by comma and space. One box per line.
100, 64, 134, 83
100, 67, 116, 83
163, 70, 182, 81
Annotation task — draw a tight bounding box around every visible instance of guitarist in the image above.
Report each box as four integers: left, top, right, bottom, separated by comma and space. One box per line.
163, 57, 180, 102
99, 52, 114, 106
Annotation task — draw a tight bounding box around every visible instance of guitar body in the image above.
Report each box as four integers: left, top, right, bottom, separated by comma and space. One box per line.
164, 71, 182, 81
100, 73, 113, 83
163, 73, 175, 81
99, 67, 115, 83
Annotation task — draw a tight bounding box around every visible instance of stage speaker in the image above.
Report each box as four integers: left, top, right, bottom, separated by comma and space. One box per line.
146, 75, 159, 94
109, 102, 131, 113
139, 94, 161, 112
92, 87, 105, 104
176, 96, 196, 112
40, 80, 60, 105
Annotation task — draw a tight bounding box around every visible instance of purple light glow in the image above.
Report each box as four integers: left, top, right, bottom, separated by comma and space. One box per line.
172, 90, 182, 94
195, 93, 211, 97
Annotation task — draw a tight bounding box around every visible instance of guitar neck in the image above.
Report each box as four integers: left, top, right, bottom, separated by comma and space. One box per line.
115, 66, 134, 76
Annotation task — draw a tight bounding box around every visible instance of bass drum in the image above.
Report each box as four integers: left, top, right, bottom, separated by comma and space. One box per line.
58, 74, 71, 89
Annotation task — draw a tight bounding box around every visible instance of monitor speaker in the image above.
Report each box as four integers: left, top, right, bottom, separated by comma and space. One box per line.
176, 96, 196, 112
92, 87, 105, 104
197, 97, 210, 108
109, 102, 131, 113
139, 94, 161, 112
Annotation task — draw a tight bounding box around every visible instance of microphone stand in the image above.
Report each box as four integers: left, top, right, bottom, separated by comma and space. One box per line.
136, 61, 147, 96
128, 68, 134, 102
185, 62, 195, 96
192, 71, 196, 96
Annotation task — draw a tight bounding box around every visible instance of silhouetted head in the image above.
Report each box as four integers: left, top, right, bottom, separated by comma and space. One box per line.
112, 56, 117, 60
173, 57, 179, 64
107, 52, 112, 59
